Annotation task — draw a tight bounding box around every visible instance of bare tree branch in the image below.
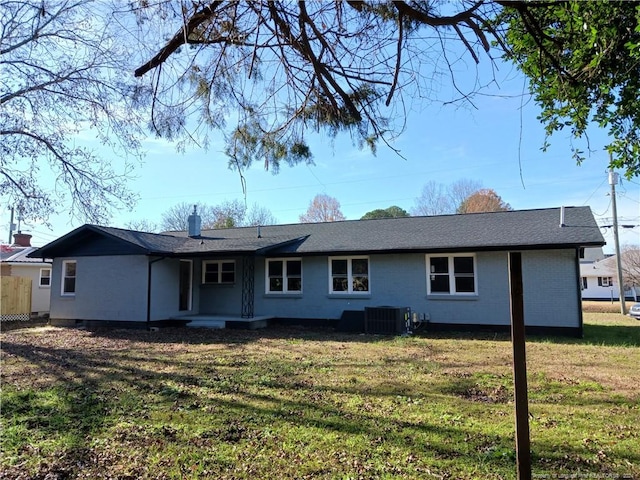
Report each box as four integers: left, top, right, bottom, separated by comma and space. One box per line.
134, 2, 223, 77
1, 0, 145, 223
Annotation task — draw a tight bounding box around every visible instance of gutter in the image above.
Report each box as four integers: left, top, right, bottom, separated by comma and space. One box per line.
263, 242, 607, 258
147, 256, 166, 331
2, 261, 52, 267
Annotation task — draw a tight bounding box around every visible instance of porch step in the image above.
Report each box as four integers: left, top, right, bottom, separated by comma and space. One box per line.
227, 318, 269, 330
186, 319, 226, 329
175, 314, 273, 330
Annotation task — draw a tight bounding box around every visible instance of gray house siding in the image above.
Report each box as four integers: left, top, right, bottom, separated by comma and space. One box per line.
203, 254, 432, 320
418, 250, 580, 329
192, 249, 580, 329
48, 248, 581, 330
257, 255, 351, 319
252, 252, 503, 324
521, 249, 580, 328
49, 256, 199, 324
50, 256, 149, 323
150, 258, 198, 321
198, 256, 244, 315
422, 251, 511, 326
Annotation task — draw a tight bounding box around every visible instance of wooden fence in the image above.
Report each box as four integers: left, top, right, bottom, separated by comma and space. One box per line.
1, 276, 32, 321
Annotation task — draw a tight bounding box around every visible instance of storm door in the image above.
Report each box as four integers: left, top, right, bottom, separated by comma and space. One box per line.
179, 260, 192, 311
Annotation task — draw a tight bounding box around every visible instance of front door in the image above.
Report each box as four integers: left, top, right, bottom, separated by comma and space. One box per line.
179, 260, 192, 311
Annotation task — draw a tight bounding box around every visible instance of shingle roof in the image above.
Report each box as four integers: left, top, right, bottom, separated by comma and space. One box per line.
92, 226, 189, 252
31, 206, 605, 259
235, 206, 604, 254
1, 246, 51, 263
161, 206, 605, 255
580, 249, 639, 276
86, 226, 308, 255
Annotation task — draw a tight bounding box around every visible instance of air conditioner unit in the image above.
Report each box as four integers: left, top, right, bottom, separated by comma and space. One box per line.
364, 306, 411, 335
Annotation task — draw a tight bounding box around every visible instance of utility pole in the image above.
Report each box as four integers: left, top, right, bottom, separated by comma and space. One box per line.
609, 164, 626, 315
7, 206, 15, 243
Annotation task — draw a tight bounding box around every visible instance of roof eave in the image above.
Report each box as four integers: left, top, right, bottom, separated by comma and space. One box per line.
273, 241, 605, 257
29, 224, 178, 258
2, 261, 52, 266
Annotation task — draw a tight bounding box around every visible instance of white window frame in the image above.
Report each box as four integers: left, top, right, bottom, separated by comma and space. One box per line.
581, 277, 588, 290
328, 256, 370, 294
61, 260, 76, 296
202, 260, 236, 285
426, 254, 477, 296
599, 276, 613, 287
265, 258, 303, 294
39, 268, 51, 287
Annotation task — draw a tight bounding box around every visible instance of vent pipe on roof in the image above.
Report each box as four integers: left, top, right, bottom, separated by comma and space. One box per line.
257, 226, 262, 238
188, 205, 201, 238
559, 206, 565, 227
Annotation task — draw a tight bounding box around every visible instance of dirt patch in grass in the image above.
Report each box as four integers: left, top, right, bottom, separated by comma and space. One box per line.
582, 300, 632, 313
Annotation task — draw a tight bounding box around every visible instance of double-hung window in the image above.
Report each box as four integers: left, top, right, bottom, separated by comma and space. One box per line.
598, 276, 613, 287
61, 260, 76, 296
39, 268, 51, 287
329, 256, 369, 294
427, 255, 476, 295
266, 258, 302, 293
202, 260, 235, 284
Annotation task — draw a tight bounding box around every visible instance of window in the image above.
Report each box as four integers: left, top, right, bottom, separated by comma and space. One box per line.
266, 258, 302, 293
329, 257, 369, 294
581, 277, 588, 290
427, 255, 476, 295
598, 276, 613, 287
39, 268, 51, 287
202, 260, 235, 284
61, 260, 76, 295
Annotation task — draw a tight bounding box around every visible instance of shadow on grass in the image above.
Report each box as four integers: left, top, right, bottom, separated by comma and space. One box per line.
528, 323, 640, 347
0, 318, 49, 332
2, 326, 639, 479
411, 323, 640, 348
581, 323, 640, 347
81, 324, 428, 346
7, 318, 640, 350
0, 336, 517, 478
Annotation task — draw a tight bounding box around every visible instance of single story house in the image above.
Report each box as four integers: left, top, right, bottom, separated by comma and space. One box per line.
580, 249, 639, 301
31, 206, 605, 336
1, 233, 52, 318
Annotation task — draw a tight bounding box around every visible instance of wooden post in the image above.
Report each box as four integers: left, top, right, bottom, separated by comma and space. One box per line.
509, 252, 531, 480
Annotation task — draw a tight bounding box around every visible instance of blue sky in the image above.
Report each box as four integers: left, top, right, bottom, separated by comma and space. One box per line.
2, 61, 639, 254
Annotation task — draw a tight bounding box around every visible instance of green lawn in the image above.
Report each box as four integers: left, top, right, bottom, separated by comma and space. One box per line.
1, 312, 638, 479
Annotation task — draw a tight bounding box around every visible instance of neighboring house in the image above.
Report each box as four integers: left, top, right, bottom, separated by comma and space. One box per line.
580, 246, 606, 264
1, 233, 52, 317
31, 206, 605, 336
580, 249, 639, 301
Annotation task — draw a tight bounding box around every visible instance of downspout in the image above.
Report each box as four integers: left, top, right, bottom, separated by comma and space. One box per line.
574, 248, 584, 338
147, 256, 166, 331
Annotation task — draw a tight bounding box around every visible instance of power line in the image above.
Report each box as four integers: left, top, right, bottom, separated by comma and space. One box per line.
582, 175, 608, 207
